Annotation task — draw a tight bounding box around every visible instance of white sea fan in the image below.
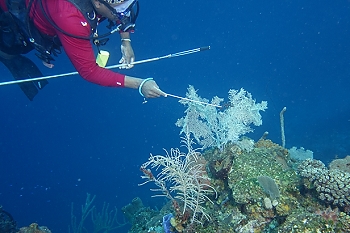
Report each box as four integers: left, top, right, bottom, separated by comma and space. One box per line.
176, 86, 267, 149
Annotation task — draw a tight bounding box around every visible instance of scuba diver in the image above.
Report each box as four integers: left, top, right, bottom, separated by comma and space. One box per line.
0, 0, 166, 100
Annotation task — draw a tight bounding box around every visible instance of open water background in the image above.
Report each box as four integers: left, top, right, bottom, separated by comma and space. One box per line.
1, 0, 350, 232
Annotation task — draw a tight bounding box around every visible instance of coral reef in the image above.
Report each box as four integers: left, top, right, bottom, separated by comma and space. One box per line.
121, 197, 162, 233
18, 223, 51, 233
130, 88, 349, 232
0, 207, 17, 233
129, 138, 350, 233
122, 197, 145, 223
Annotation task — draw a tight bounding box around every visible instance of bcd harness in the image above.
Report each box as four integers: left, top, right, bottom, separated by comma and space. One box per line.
1, 0, 139, 64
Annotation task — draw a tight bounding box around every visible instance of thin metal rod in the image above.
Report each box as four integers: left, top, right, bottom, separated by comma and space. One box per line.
0, 46, 210, 87
165, 93, 222, 108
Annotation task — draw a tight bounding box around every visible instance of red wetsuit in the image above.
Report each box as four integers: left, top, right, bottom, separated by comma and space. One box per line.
0, 0, 125, 87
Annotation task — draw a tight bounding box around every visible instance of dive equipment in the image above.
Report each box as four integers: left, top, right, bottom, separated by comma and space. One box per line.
96, 50, 110, 67
0, 46, 211, 86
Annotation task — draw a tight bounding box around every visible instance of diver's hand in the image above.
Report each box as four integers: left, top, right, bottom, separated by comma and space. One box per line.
124, 76, 166, 98
119, 41, 135, 69
140, 79, 166, 98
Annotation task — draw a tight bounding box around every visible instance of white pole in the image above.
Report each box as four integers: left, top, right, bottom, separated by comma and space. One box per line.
0, 46, 210, 86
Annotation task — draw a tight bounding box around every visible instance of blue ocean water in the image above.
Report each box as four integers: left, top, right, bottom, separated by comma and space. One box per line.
1, 0, 350, 232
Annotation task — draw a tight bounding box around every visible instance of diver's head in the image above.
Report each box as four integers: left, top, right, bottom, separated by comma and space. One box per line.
92, 0, 135, 21
91, 0, 119, 21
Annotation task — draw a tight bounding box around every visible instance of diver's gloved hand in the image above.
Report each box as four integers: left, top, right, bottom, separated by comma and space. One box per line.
139, 78, 167, 98
119, 40, 135, 69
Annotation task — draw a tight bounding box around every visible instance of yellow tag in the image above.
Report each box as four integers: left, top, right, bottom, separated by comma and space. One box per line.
96, 50, 110, 67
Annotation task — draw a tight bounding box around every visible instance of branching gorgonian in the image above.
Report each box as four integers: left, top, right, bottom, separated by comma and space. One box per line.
139, 133, 217, 224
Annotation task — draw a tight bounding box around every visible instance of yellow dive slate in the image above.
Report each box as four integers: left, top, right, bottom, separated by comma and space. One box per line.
96, 50, 110, 67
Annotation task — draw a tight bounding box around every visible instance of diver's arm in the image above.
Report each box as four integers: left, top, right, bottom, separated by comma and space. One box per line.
120, 31, 131, 40
60, 33, 164, 98
51, 8, 126, 87
49, 4, 163, 97
55, 22, 163, 97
